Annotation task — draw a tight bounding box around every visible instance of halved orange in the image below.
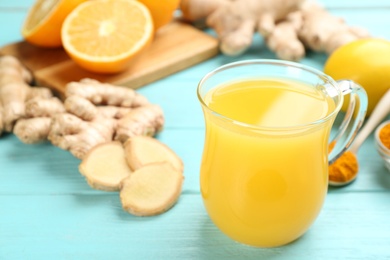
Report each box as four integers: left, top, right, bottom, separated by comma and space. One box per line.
22, 0, 87, 48
61, 0, 154, 74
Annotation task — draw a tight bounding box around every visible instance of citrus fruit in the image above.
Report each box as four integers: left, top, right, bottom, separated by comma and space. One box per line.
61, 0, 154, 74
138, 0, 180, 31
22, 0, 87, 48
324, 38, 390, 116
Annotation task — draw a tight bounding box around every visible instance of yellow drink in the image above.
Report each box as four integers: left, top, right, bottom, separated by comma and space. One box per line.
200, 78, 336, 247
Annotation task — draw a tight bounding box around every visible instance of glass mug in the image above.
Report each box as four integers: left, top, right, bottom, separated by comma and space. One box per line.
197, 60, 367, 247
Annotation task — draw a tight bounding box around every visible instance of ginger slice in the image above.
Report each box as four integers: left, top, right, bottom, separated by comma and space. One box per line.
79, 141, 132, 191
119, 162, 184, 216
124, 136, 183, 172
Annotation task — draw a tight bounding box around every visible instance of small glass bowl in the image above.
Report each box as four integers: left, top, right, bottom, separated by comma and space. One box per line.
375, 120, 390, 172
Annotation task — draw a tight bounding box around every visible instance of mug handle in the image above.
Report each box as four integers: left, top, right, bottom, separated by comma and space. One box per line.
328, 80, 368, 164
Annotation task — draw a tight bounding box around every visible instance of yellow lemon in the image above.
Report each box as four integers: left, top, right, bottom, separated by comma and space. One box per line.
324, 38, 390, 115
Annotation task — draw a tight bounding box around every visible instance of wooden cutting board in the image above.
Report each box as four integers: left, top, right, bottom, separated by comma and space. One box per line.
0, 21, 219, 96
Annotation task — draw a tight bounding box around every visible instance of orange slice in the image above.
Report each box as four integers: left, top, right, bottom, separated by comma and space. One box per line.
22, 0, 87, 48
61, 0, 154, 74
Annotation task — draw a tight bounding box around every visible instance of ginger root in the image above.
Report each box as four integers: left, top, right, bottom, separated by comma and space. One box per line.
297, 1, 370, 55
79, 135, 184, 216
49, 78, 165, 159
14, 96, 65, 143
0, 55, 182, 217
265, 11, 305, 61
49, 112, 117, 159
119, 162, 184, 217
79, 141, 133, 191
0, 55, 33, 134
115, 105, 164, 143
0, 55, 64, 143
124, 135, 184, 172
66, 78, 149, 108
0, 56, 164, 153
181, 0, 305, 56
180, 0, 370, 60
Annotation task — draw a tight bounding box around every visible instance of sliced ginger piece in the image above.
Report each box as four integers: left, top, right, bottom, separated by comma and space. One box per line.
119, 162, 184, 216
79, 141, 132, 191
124, 136, 183, 172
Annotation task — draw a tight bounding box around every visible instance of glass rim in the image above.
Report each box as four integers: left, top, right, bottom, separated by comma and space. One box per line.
197, 59, 343, 131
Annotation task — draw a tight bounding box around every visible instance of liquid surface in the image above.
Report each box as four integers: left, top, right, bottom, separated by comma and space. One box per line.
204, 78, 334, 127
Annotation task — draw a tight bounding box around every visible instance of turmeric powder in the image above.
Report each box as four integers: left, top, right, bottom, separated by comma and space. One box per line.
379, 123, 390, 150
328, 141, 359, 184
328, 151, 358, 183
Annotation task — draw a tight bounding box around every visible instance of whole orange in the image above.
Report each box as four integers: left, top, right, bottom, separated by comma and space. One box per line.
137, 0, 180, 31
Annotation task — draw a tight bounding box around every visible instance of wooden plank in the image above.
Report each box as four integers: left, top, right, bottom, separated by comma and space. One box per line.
0, 41, 70, 69
319, 0, 390, 9
1, 124, 389, 195
0, 21, 219, 95
0, 129, 204, 194
0, 0, 34, 8
1, 192, 390, 259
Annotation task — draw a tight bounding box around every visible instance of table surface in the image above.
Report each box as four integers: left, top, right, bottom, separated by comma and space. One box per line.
2, 0, 390, 259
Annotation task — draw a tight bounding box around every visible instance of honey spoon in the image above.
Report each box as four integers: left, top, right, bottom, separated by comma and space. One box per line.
329, 88, 390, 186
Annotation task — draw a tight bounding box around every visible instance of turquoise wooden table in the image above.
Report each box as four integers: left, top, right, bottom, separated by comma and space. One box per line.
2, 0, 390, 259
